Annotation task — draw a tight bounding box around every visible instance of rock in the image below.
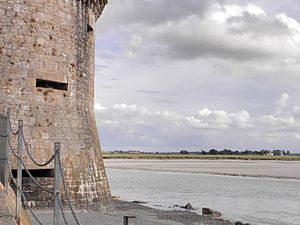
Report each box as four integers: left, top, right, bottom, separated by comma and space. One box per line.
132, 200, 147, 204
202, 207, 213, 215
212, 211, 222, 218
183, 203, 194, 210
234, 221, 252, 225
202, 207, 222, 218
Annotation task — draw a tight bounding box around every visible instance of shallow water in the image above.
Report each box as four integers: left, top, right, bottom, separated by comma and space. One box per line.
105, 160, 300, 225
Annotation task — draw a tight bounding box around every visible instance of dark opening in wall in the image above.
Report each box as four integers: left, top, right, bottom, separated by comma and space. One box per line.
87, 24, 93, 32
12, 169, 54, 178
36, 79, 68, 91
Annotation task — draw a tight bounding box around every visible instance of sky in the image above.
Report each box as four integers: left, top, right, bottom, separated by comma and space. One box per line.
94, 0, 300, 152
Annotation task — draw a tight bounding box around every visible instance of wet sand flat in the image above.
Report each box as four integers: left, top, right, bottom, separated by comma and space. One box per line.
104, 159, 300, 179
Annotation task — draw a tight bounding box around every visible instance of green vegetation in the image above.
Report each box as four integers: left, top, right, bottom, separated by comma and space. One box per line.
103, 152, 300, 160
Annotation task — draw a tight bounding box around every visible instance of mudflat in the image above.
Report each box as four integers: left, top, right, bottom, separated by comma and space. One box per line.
104, 159, 300, 179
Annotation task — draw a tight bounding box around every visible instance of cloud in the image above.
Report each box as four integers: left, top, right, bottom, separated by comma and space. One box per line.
98, 1, 300, 79
95, 100, 300, 151
275, 93, 289, 115
94, 1, 300, 152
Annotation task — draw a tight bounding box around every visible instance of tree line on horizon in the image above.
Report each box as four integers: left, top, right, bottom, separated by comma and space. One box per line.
108, 149, 292, 156
179, 149, 291, 156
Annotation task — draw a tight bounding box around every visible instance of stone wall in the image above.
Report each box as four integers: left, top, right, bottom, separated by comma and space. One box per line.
0, 0, 112, 211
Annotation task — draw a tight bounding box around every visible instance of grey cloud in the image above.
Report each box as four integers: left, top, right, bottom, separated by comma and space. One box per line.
137, 90, 163, 95
99, 86, 114, 89
156, 31, 275, 61
102, 0, 211, 27
95, 101, 300, 151
137, 89, 179, 96
154, 99, 176, 104
226, 12, 291, 36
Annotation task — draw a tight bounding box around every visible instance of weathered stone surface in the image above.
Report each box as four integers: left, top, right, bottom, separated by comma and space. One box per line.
0, 0, 112, 212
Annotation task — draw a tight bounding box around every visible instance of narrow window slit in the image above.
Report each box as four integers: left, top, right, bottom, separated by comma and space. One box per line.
36, 79, 68, 91
12, 169, 54, 178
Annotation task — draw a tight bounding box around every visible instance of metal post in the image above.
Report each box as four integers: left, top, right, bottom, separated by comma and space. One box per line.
4, 108, 11, 192
54, 142, 61, 225
16, 120, 23, 224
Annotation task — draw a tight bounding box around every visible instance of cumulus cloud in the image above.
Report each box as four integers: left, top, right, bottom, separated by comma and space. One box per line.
275, 93, 289, 115
126, 3, 300, 68
97, 1, 300, 79
94, 1, 300, 152
95, 101, 300, 151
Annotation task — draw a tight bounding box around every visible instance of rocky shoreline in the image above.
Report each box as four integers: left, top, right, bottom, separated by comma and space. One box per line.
114, 200, 252, 225
31, 200, 252, 225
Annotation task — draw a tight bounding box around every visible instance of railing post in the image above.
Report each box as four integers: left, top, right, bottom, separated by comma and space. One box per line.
16, 120, 23, 224
4, 108, 11, 192
54, 142, 61, 225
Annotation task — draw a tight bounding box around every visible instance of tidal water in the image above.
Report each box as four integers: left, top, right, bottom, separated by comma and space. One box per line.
105, 160, 300, 225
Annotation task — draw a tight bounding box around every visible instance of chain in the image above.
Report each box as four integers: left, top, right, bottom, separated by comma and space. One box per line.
5, 113, 82, 225
8, 162, 44, 225
8, 119, 18, 136
56, 193, 69, 225
20, 189, 44, 225
21, 130, 55, 167
57, 150, 82, 225
10, 145, 19, 158
19, 158, 55, 194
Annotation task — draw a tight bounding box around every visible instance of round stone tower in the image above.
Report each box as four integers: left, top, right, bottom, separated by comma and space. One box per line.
0, 0, 112, 211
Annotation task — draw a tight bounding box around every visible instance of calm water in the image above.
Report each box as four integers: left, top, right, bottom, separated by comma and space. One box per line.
105, 160, 300, 225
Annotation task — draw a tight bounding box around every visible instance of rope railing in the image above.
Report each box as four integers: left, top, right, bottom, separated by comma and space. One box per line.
0, 109, 84, 225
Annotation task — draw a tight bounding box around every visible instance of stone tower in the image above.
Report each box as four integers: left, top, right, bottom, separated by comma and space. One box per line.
0, 0, 112, 211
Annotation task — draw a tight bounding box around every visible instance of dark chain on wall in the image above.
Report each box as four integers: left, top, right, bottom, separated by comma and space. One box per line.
19, 158, 55, 194
57, 149, 82, 225
21, 129, 55, 167
7, 161, 45, 225
56, 193, 69, 225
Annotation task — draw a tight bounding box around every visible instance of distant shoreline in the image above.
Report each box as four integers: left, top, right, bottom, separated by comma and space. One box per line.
103, 153, 300, 161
